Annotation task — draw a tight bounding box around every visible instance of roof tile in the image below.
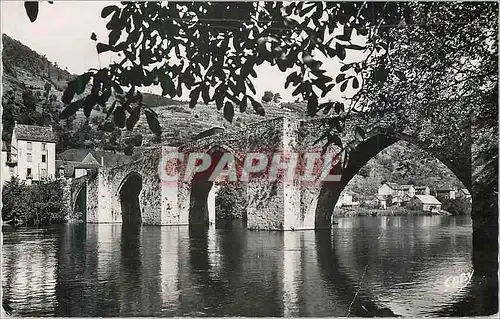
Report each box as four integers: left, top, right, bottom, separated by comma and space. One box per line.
14, 124, 57, 143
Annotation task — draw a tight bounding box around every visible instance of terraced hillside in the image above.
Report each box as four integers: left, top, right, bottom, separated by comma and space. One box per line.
121, 100, 308, 147
1, 33, 463, 194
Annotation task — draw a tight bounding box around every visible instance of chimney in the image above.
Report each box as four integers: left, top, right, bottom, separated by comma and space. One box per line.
101, 156, 104, 167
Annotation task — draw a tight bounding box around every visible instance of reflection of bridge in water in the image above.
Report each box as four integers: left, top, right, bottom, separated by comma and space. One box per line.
1, 221, 477, 317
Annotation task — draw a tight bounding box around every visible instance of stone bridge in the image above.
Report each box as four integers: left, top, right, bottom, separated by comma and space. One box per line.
67, 115, 472, 231
65, 113, 497, 313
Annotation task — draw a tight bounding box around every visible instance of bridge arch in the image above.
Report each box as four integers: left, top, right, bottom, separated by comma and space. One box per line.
314, 132, 471, 228
117, 171, 143, 226
189, 144, 247, 226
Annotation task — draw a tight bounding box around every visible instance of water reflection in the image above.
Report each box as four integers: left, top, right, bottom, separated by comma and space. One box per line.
332, 216, 474, 316
282, 232, 302, 316
1, 228, 58, 316
2, 215, 481, 317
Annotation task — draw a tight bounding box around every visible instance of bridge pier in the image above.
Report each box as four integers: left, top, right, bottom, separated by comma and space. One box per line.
87, 168, 119, 223
246, 180, 285, 230
245, 179, 303, 230
160, 180, 186, 226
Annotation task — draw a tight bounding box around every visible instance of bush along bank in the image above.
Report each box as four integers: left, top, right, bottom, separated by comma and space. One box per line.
333, 206, 454, 217
2, 176, 66, 228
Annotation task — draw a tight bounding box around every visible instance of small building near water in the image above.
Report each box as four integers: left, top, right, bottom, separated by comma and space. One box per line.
56, 149, 133, 178
335, 191, 360, 208
408, 195, 442, 212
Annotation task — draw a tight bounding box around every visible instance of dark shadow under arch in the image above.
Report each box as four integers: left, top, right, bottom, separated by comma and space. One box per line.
73, 183, 87, 223
118, 172, 143, 227
189, 145, 246, 227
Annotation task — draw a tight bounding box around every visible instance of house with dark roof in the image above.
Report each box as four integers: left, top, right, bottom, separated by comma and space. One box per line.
74, 153, 102, 178
193, 127, 225, 140
400, 185, 416, 198
9, 122, 57, 183
436, 186, 457, 200
55, 148, 133, 178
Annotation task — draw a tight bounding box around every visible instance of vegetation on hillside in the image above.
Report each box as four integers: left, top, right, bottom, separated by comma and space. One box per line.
2, 34, 72, 82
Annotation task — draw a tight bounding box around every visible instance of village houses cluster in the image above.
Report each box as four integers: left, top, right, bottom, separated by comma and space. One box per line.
1, 123, 133, 190
336, 182, 471, 212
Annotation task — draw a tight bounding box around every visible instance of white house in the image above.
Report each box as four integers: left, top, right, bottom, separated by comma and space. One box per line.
378, 182, 401, 197
74, 153, 102, 178
9, 123, 57, 183
334, 191, 360, 208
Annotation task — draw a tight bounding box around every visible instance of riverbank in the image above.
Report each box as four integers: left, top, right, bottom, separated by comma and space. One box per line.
333, 206, 453, 217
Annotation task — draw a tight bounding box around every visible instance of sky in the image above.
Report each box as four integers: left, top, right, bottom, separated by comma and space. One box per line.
1, 1, 363, 102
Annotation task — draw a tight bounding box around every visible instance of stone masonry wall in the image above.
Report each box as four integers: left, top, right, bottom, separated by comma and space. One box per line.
110, 147, 163, 225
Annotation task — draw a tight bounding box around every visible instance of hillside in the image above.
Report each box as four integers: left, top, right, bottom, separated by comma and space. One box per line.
2, 34, 73, 95
1, 34, 463, 193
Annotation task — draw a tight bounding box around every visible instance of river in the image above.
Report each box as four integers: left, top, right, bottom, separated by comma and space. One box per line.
2, 215, 474, 317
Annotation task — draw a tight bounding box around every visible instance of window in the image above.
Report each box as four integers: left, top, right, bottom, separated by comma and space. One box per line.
41, 169, 47, 179
27, 153, 32, 162
27, 142, 32, 150
42, 154, 46, 163
42, 143, 47, 151
27, 168, 32, 177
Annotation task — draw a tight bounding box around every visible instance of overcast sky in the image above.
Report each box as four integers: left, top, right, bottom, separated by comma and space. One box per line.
2, 1, 362, 102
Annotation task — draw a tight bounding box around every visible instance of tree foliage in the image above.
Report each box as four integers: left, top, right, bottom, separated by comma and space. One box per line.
261, 91, 273, 103
215, 183, 247, 221
24, 2, 408, 131
21, 89, 37, 111
2, 176, 65, 227
354, 2, 496, 130
440, 197, 472, 216
272, 92, 282, 104
385, 194, 393, 207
